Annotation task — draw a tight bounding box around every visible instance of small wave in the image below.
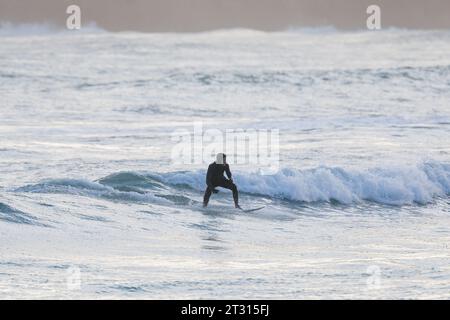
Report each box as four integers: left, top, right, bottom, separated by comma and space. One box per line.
16, 176, 182, 205
159, 65, 450, 89
110, 284, 147, 293
17, 178, 110, 193
114, 105, 170, 115
0, 202, 43, 226
97, 172, 166, 190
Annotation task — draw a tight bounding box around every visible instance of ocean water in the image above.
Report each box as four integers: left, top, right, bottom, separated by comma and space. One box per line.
1, 25, 450, 299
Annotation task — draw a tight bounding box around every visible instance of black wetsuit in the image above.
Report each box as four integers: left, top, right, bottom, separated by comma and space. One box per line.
203, 162, 239, 207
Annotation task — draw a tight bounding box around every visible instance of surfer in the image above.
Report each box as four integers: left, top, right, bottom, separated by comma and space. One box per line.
203, 153, 240, 209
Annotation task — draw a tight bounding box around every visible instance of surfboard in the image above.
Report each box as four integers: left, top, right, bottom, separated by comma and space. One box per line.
198, 204, 265, 213
240, 206, 265, 213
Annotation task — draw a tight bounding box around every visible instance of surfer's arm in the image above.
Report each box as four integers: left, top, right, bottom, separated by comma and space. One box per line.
206, 164, 213, 187
225, 164, 232, 180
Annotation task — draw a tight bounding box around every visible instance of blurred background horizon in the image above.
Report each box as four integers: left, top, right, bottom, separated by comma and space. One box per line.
1, 0, 450, 32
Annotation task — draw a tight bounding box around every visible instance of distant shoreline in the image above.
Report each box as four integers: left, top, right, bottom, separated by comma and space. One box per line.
1, 21, 450, 37
1, 0, 450, 32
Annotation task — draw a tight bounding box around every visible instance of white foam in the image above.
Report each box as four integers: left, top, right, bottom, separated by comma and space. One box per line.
157, 161, 450, 205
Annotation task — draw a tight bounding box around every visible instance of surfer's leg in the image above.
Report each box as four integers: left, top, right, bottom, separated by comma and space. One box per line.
203, 187, 213, 207
231, 183, 241, 209
231, 183, 239, 208
218, 180, 239, 208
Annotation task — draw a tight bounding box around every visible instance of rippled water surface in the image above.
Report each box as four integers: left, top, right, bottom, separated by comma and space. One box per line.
1, 27, 450, 299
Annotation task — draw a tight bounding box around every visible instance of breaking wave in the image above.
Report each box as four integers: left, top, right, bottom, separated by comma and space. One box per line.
159, 161, 450, 205
14, 161, 450, 206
